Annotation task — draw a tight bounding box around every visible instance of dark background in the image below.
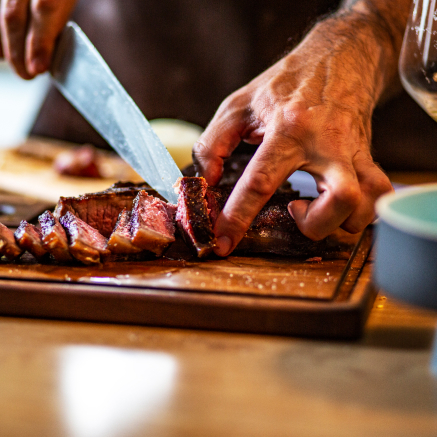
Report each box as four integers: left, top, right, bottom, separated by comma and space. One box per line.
31, 0, 437, 171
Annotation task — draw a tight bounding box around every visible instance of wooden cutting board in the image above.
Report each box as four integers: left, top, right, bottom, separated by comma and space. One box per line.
0, 224, 376, 339
0, 138, 377, 339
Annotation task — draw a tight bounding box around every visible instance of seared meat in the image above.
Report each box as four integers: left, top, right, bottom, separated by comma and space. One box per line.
130, 190, 176, 256
0, 222, 22, 260
60, 211, 110, 265
107, 208, 142, 254
54, 183, 149, 237
175, 177, 216, 258
205, 186, 325, 256
38, 210, 73, 262
14, 221, 48, 261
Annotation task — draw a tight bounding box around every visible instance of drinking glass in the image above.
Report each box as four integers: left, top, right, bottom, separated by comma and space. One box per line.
399, 0, 437, 120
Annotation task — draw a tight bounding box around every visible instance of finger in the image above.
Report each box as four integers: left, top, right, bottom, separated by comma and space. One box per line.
340, 154, 394, 233
192, 94, 251, 186
26, 0, 77, 75
288, 164, 362, 240
193, 126, 242, 187
1, 0, 33, 79
213, 133, 305, 256
0, 27, 3, 57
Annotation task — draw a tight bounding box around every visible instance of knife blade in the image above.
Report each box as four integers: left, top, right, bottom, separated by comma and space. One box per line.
50, 21, 182, 204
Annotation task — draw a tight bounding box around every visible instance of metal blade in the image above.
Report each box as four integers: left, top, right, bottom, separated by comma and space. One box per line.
50, 22, 182, 204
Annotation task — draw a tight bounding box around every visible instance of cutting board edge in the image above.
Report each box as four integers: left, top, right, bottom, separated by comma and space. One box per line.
0, 276, 377, 339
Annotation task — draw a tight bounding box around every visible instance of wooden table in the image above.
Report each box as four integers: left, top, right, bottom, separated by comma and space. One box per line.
1, 171, 437, 437
0, 297, 436, 437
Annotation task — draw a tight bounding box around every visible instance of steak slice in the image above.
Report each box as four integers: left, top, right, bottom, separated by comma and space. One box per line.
107, 208, 142, 254
38, 210, 73, 262
53, 183, 150, 238
175, 177, 216, 258
14, 221, 48, 261
130, 190, 176, 256
60, 211, 110, 265
0, 222, 22, 261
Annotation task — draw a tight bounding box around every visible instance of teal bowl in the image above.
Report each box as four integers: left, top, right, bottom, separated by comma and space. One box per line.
374, 184, 437, 310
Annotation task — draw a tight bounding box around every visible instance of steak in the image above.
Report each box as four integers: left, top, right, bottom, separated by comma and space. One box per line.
54, 182, 150, 237
205, 185, 326, 256
38, 210, 73, 262
0, 222, 22, 261
175, 177, 216, 258
107, 208, 142, 254
14, 221, 48, 261
60, 211, 110, 265
130, 190, 176, 256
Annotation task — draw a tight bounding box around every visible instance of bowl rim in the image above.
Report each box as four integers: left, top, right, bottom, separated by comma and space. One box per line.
375, 183, 437, 242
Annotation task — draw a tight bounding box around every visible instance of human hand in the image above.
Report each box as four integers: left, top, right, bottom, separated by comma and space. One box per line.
193, 12, 397, 257
0, 0, 77, 79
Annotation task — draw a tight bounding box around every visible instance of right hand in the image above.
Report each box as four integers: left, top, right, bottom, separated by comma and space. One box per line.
0, 0, 77, 79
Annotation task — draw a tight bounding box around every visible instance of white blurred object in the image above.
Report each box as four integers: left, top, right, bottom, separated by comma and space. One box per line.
288, 171, 319, 198
149, 118, 203, 169
0, 61, 49, 148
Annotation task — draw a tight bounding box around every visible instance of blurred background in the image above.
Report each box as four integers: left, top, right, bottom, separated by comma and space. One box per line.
0, 61, 49, 148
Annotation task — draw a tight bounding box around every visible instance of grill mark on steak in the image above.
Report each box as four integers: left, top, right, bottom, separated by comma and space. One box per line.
107, 208, 142, 254
60, 211, 110, 265
175, 177, 216, 258
130, 190, 176, 256
0, 222, 23, 260
14, 221, 48, 261
38, 210, 73, 262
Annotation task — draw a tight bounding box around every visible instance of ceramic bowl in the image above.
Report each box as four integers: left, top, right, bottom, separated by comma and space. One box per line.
374, 183, 437, 310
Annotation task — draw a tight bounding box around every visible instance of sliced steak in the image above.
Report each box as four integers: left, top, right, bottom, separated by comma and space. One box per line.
53, 183, 151, 238
14, 221, 48, 260
39, 210, 73, 262
0, 222, 22, 261
175, 177, 216, 258
107, 208, 142, 254
60, 211, 110, 265
130, 190, 176, 256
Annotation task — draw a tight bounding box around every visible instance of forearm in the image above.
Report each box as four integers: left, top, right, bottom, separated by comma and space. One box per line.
337, 0, 411, 101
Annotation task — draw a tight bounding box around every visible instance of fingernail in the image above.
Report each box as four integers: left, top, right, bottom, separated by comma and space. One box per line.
287, 201, 295, 219
30, 56, 47, 75
215, 235, 232, 257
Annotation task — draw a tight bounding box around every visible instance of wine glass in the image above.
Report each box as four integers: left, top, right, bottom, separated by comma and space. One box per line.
399, 0, 437, 121
396, 0, 437, 375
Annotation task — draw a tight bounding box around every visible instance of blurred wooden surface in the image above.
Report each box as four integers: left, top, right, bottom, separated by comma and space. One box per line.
0, 137, 141, 203
0, 295, 436, 437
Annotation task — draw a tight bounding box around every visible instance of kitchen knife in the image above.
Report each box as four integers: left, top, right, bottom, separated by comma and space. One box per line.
50, 22, 182, 204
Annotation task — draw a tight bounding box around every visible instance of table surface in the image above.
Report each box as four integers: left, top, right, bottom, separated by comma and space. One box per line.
1, 172, 437, 437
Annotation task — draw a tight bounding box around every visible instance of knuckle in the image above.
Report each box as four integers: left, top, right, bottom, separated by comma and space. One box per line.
243, 169, 278, 198
192, 140, 209, 159
369, 172, 394, 197
226, 209, 253, 233
32, 0, 58, 15
298, 224, 328, 241
330, 181, 361, 209
3, 3, 25, 28
341, 221, 367, 235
